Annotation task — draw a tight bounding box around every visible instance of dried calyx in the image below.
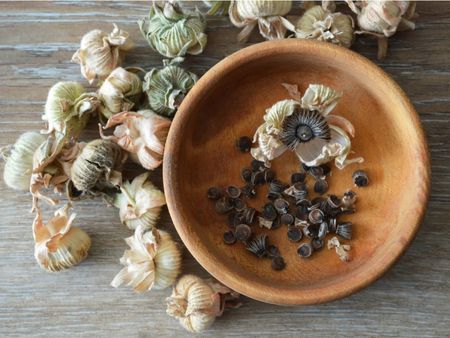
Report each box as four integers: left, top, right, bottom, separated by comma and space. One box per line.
112, 172, 166, 230
282, 4, 354, 48
111, 226, 182, 292
143, 58, 198, 118
97, 67, 143, 121
327, 236, 351, 262
346, 0, 417, 59
138, 1, 207, 58
33, 204, 91, 272
100, 110, 171, 170
72, 24, 133, 83
166, 274, 241, 333
229, 0, 292, 42
204, 0, 230, 16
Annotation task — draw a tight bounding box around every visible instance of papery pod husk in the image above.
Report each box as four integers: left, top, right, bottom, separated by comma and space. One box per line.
97, 67, 143, 120
204, 0, 230, 16
138, 2, 207, 58
1, 132, 46, 191
143, 58, 198, 118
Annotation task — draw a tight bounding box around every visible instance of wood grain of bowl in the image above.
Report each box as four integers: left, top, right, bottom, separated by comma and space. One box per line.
163, 40, 430, 305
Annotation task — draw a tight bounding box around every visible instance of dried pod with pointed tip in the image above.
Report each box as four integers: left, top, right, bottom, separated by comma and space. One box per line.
166, 274, 241, 333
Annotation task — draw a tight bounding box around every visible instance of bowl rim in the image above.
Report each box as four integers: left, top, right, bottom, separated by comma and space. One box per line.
163, 39, 430, 305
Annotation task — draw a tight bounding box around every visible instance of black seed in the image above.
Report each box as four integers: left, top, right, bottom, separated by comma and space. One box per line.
243, 207, 256, 224
262, 203, 278, 221
251, 159, 265, 171
246, 234, 267, 258
309, 166, 324, 179
353, 170, 369, 187
241, 168, 252, 182
251, 170, 266, 185
296, 200, 311, 216
280, 213, 294, 225
227, 212, 241, 228
274, 198, 289, 214
291, 172, 306, 184
267, 245, 280, 257
215, 197, 233, 214
207, 187, 222, 200
233, 198, 246, 211
271, 256, 286, 271
264, 169, 275, 182
267, 191, 281, 200
311, 238, 324, 250
226, 185, 241, 199
271, 217, 281, 229
236, 136, 252, 152
235, 224, 252, 242
318, 221, 328, 239
314, 179, 329, 195
320, 164, 331, 176
297, 243, 313, 258
223, 231, 236, 245
336, 222, 352, 239
308, 208, 324, 224
287, 228, 303, 242
303, 224, 319, 238
269, 180, 286, 193
241, 184, 256, 198
327, 194, 342, 208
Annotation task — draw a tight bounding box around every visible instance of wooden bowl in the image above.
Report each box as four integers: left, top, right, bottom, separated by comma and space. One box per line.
163, 40, 430, 305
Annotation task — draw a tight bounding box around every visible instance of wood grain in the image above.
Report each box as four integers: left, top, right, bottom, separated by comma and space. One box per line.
0, 1, 448, 336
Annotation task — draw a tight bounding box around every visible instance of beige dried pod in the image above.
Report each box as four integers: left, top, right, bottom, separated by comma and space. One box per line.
112, 172, 166, 230
72, 24, 133, 84
229, 0, 292, 42
166, 274, 241, 333
100, 110, 171, 170
1, 132, 46, 191
327, 236, 351, 262
33, 204, 91, 272
70, 139, 125, 192
282, 5, 354, 48
97, 67, 142, 120
111, 226, 182, 292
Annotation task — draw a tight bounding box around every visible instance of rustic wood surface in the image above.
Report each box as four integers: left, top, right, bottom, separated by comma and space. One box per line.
0, 1, 448, 337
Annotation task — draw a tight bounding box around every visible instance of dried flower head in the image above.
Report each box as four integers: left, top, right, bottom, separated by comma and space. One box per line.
327, 236, 351, 262
166, 274, 241, 333
72, 24, 133, 83
246, 234, 268, 257
143, 58, 198, 118
70, 139, 125, 192
98, 67, 142, 120
113, 172, 166, 230
33, 204, 91, 272
111, 226, 182, 292
100, 110, 171, 170
229, 0, 292, 42
1, 132, 46, 191
204, 0, 230, 16
139, 2, 207, 58
282, 5, 354, 48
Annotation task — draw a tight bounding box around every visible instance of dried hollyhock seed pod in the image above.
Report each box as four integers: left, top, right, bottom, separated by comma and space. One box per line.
280, 213, 294, 225
207, 186, 222, 200
233, 198, 246, 212
314, 179, 329, 194
215, 197, 234, 214
336, 222, 352, 240
223, 231, 236, 245
287, 228, 303, 242
308, 208, 325, 224
327, 194, 342, 208
70, 139, 124, 192
241, 168, 252, 182
241, 184, 256, 198
342, 189, 357, 209
318, 221, 329, 240
297, 243, 313, 258
246, 234, 268, 258
236, 136, 252, 152
303, 224, 319, 238
226, 185, 241, 199
353, 170, 369, 187
243, 207, 256, 224
264, 169, 275, 182
328, 236, 351, 262
274, 198, 289, 214
309, 166, 324, 179
235, 224, 252, 242
311, 238, 324, 251
227, 212, 241, 228
251, 170, 266, 185
267, 244, 280, 258
271, 256, 286, 271
329, 218, 337, 232
251, 159, 265, 171
291, 172, 306, 184
258, 216, 273, 230
262, 203, 278, 221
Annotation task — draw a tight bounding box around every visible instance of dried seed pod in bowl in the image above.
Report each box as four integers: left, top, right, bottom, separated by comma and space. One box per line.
100, 110, 171, 170
97, 67, 142, 121
111, 226, 182, 292
203, 0, 230, 16
229, 0, 292, 42
282, 5, 354, 48
1, 131, 46, 191
166, 274, 241, 333
112, 172, 166, 230
143, 58, 198, 118
72, 24, 133, 83
33, 204, 91, 272
70, 139, 125, 192
138, 1, 207, 58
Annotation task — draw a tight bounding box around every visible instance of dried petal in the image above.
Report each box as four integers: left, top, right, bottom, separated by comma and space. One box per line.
301, 84, 342, 116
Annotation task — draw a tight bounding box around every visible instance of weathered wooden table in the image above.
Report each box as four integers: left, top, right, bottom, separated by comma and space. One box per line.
0, 2, 449, 337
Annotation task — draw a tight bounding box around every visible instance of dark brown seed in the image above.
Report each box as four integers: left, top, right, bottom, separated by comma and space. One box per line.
223, 231, 236, 245
246, 234, 267, 257
269, 180, 286, 193
353, 170, 369, 187
262, 203, 278, 221
267, 192, 281, 200
241, 168, 252, 182
287, 228, 303, 242
241, 184, 256, 198
314, 179, 329, 194
336, 222, 352, 239
264, 169, 275, 182
271, 217, 281, 229
207, 187, 222, 200
280, 213, 294, 225
318, 221, 328, 239
233, 198, 246, 212
291, 172, 306, 184
236, 136, 252, 152
251, 159, 265, 171
271, 256, 286, 270
311, 238, 324, 250
251, 170, 265, 185
320, 164, 331, 176
327, 194, 342, 208
274, 198, 289, 214
226, 185, 241, 199
303, 224, 319, 238
309, 166, 324, 179
235, 224, 252, 242
215, 197, 233, 214
296, 200, 311, 216
267, 245, 280, 257
227, 212, 241, 228
308, 208, 324, 224
297, 243, 313, 258
243, 207, 256, 224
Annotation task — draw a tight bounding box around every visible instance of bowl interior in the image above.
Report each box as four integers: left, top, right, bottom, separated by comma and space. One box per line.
164, 41, 429, 305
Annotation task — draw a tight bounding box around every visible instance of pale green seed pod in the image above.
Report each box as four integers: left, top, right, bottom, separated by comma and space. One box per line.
138, 2, 207, 58
1, 132, 46, 190
42, 81, 97, 138
203, 0, 230, 16
143, 58, 198, 118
